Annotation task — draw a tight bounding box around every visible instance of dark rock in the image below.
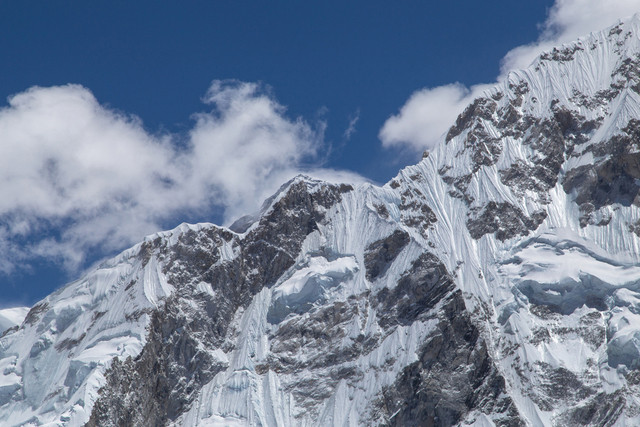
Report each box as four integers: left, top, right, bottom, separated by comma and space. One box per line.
564, 390, 625, 426
55, 333, 87, 352
499, 160, 553, 197
467, 202, 547, 241
0, 325, 18, 339
442, 174, 473, 204
262, 295, 377, 414
374, 291, 523, 427
398, 192, 437, 237
376, 253, 456, 329
563, 119, 640, 222
539, 44, 584, 62
23, 302, 49, 327
464, 123, 502, 171
364, 230, 411, 281
509, 80, 530, 96
535, 362, 594, 401
446, 97, 497, 143
374, 203, 390, 219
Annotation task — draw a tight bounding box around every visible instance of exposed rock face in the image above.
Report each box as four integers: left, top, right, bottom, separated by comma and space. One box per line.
364, 230, 410, 281
467, 202, 547, 241
375, 291, 523, 427
563, 119, 640, 226
87, 179, 352, 426
375, 253, 455, 329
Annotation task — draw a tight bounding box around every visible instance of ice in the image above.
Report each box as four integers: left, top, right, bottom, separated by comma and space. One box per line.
267, 255, 358, 324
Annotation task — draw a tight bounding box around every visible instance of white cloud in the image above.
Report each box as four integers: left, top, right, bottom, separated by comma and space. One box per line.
184, 80, 327, 221
501, 0, 640, 75
380, 0, 640, 152
343, 109, 360, 140
379, 83, 490, 151
0, 81, 365, 276
545, 0, 640, 41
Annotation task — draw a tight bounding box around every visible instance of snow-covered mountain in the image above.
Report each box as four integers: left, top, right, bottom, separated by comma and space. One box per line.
4, 14, 640, 427
0, 308, 29, 335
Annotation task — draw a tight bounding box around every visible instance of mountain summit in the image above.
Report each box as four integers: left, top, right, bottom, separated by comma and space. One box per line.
3, 15, 640, 427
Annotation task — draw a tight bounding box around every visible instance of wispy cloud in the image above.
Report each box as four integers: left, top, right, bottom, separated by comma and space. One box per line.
343, 109, 360, 141
379, 0, 640, 152
0, 81, 365, 276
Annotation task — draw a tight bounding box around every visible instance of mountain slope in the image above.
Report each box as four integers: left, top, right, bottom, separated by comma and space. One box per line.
0, 308, 28, 335
3, 14, 640, 427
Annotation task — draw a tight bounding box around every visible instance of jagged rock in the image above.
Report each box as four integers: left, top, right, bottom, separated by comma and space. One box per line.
376, 252, 455, 328
467, 201, 547, 241
374, 291, 523, 427
87, 179, 352, 425
364, 230, 410, 281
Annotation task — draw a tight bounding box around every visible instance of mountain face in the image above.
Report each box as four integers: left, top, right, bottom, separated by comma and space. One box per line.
0, 308, 28, 335
3, 15, 640, 427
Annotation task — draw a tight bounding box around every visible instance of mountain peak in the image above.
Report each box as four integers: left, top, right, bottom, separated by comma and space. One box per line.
420, 12, 640, 248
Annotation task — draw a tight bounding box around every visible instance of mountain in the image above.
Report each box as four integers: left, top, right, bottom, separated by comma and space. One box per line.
3, 14, 640, 427
0, 308, 29, 335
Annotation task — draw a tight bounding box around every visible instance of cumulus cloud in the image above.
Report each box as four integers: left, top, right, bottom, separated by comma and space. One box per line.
0, 81, 365, 276
380, 0, 640, 152
379, 83, 491, 151
185, 80, 328, 220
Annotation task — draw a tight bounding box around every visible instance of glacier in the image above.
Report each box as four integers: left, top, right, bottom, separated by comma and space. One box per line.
3, 13, 640, 427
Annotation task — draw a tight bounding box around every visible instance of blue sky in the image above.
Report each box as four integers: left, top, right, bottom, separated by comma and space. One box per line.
1, 0, 638, 306
0, 2, 551, 180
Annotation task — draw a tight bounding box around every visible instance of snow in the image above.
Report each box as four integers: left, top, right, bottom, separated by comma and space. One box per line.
0, 233, 179, 426
273, 256, 358, 299
0, 307, 29, 334
500, 231, 640, 309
